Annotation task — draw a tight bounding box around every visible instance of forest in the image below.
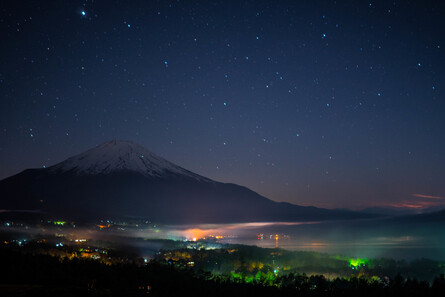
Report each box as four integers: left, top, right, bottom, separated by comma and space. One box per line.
1, 243, 445, 297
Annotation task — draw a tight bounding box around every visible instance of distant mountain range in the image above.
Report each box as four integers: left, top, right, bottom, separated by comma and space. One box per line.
360, 206, 445, 217
0, 140, 376, 224
391, 209, 445, 224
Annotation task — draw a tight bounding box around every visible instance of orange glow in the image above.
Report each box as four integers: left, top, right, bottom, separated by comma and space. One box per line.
184, 228, 208, 241
389, 201, 443, 209
97, 224, 112, 229
412, 193, 443, 199
391, 203, 425, 209
176, 221, 319, 241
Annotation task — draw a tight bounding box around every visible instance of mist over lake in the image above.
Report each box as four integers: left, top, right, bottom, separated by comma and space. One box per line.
158, 218, 445, 261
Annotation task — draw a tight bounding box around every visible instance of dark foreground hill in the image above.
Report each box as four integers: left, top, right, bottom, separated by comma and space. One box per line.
1, 246, 445, 297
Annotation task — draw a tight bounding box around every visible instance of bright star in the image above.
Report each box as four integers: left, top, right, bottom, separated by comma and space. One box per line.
81, 11, 86, 16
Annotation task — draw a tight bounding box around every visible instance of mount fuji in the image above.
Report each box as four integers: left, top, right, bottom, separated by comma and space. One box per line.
48, 140, 211, 182
0, 140, 372, 223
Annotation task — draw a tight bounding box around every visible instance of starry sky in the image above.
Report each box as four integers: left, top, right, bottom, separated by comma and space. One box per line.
1, 0, 444, 210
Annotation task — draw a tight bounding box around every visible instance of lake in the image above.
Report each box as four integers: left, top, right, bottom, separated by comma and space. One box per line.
163, 218, 445, 261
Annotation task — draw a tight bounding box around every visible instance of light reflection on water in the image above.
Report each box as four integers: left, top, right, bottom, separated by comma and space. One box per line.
3, 218, 444, 260
163, 220, 445, 261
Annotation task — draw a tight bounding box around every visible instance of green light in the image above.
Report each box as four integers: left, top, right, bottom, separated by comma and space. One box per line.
54, 221, 66, 225
230, 272, 243, 282
348, 258, 368, 268
255, 272, 262, 281
229, 271, 277, 286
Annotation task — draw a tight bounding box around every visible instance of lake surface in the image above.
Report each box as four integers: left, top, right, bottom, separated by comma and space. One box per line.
162, 219, 445, 261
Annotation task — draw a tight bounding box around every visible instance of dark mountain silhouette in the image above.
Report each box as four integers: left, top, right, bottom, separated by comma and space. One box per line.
0, 140, 375, 223
361, 206, 445, 217
390, 209, 445, 224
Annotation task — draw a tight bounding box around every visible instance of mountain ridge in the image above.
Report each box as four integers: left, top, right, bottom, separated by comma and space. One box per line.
0, 140, 376, 224
47, 140, 212, 182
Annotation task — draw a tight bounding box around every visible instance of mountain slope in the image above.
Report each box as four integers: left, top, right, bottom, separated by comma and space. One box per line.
48, 140, 210, 182
0, 140, 374, 223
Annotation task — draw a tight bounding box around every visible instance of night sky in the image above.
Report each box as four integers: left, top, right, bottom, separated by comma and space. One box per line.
1, 0, 444, 210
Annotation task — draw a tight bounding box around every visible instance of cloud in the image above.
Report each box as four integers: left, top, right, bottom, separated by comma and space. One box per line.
412, 194, 443, 199
376, 194, 444, 210
389, 199, 445, 209
389, 202, 431, 209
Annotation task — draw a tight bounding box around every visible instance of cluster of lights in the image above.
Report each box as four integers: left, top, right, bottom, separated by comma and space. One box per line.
97, 224, 112, 229
348, 258, 369, 268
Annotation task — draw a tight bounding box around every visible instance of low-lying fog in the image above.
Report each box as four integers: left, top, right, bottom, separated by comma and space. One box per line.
169, 218, 445, 260
3, 217, 445, 261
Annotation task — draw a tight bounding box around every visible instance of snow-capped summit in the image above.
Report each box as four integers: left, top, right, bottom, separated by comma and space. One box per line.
49, 140, 210, 181
0, 140, 376, 223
